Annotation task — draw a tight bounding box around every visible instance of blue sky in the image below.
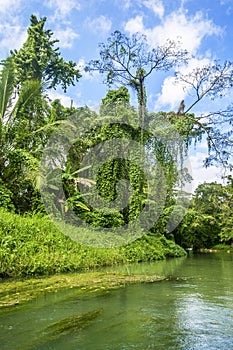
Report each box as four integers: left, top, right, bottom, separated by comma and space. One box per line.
0, 0, 232, 190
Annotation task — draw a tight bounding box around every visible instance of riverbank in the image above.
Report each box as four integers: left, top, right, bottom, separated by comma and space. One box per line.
0, 271, 166, 308
198, 243, 233, 254
0, 209, 186, 278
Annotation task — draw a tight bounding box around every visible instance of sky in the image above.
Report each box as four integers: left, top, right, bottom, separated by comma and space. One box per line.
0, 0, 232, 191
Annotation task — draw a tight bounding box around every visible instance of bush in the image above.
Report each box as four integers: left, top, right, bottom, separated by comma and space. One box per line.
212, 244, 233, 251
81, 209, 124, 228
0, 183, 15, 211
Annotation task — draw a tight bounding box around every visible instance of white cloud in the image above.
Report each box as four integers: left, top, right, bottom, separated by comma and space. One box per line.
142, 0, 164, 18
77, 58, 100, 80
45, 0, 81, 20
115, 0, 132, 10
48, 90, 77, 107
0, 1, 26, 57
85, 16, 112, 35
124, 15, 144, 34
155, 57, 211, 110
220, 0, 233, 15
220, 0, 230, 4
189, 151, 224, 192
186, 138, 232, 192
0, 0, 22, 14
77, 58, 86, 75
123, 0, 131, 9
0, 21, 27, 56
53, 27, 79, 48
155, 76, 184, 110
125, 9, 222, 54
150, 11, 221, 52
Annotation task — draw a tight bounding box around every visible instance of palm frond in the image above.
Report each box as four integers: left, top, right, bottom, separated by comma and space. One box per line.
0, 57, 15, 121
13, 79, 42, 116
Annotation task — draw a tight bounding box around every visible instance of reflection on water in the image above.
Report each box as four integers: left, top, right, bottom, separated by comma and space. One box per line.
0, 253, 232, 349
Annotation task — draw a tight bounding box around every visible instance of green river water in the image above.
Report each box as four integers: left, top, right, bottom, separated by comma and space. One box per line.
0, 253, 233, 349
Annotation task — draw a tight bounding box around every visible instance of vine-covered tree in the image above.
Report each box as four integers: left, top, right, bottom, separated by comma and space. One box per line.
86, 30, 188, 136
100, 86, 130, 116
86, 30, 233, 169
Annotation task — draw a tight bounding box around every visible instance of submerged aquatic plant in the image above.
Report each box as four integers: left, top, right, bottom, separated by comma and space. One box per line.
45, 309, 103, 339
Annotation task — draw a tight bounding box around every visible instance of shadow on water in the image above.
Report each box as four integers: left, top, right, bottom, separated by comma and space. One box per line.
102, 255, 187, 276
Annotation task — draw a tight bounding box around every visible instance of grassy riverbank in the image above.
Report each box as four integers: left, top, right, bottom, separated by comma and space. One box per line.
0, 209, 186, 278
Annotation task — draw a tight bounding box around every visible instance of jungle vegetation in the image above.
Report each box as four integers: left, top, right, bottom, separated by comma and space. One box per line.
0, 15, 232, 277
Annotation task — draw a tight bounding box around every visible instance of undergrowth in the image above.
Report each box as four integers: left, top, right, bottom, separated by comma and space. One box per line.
0, 209, 186, 278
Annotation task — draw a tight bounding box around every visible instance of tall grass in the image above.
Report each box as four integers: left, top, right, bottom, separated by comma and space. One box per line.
0, 209, 186, 278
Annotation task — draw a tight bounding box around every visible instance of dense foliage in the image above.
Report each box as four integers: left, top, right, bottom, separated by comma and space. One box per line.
174, 178, 233, 250
0, 209, 186, 278
0, 16, 232, 277
10, 15, 81, 92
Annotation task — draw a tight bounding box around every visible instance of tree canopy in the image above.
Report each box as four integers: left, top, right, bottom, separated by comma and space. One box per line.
86, 30, 233, 169
10, 15, 81, 92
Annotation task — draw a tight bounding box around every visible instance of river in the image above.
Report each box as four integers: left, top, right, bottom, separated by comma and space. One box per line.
0, 253, 233, 349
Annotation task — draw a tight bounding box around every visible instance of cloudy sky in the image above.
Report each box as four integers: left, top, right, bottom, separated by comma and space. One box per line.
0, 0, 232, 190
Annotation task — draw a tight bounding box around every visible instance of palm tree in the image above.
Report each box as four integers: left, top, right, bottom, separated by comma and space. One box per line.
0, 57, 48, 212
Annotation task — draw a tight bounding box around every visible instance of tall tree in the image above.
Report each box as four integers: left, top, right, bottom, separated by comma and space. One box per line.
86, 30, 188, 141
175, 179, 233, 249
176, 61, 233, 168
0, 15, 82, 213
86, 31, 233, 169
10, 15, 81, 92
218, 176, 233, 245
100, 86, 130, 114
0, 58, 45, 212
